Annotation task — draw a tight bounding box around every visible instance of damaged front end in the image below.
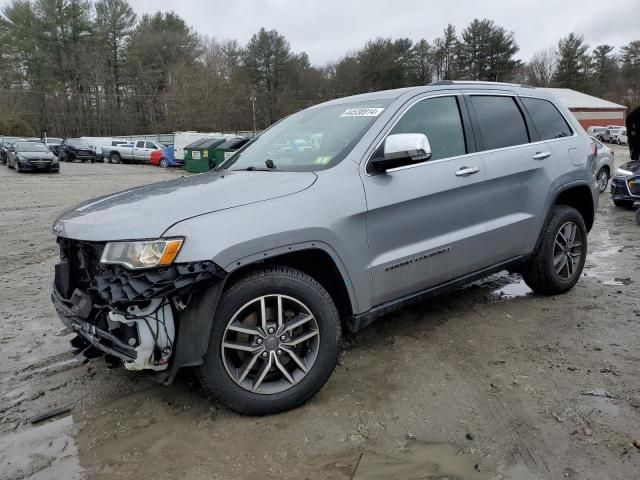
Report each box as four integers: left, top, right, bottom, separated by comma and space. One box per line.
52, 237, 226, 381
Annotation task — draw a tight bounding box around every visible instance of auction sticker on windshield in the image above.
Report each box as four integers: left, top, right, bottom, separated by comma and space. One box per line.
340, 107, 385, 117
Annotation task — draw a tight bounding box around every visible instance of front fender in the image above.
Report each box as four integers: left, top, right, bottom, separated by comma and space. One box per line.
163, 170, 372, 313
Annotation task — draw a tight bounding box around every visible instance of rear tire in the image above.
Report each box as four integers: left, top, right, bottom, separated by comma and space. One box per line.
522, 205, 587, 295
197, 266, 341, 415
614, 199, 635, 209
111, 152, 121, 164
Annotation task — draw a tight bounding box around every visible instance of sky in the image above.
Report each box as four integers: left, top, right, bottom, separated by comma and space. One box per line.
3, 0, 639, 65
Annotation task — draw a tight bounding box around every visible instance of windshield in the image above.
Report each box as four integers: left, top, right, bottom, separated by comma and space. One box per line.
222, 99, 392, 172
17, 142, 48, 153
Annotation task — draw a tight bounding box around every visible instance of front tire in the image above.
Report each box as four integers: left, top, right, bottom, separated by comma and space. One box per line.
197, 266, 341, 415
522, 205, 587, 295
160, 158, 169, 168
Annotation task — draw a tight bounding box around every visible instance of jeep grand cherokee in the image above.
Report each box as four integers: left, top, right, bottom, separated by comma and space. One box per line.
51, 81, 599, 415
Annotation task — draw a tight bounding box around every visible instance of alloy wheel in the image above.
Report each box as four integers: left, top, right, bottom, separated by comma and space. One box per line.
597, 170, 608, 192
553, 221, 583, 280
221, 294, 320, 395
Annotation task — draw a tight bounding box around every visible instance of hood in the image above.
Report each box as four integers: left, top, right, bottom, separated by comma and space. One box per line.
619, 160, 640, 175
19, 151, 55, 160
55, 170, 317, 241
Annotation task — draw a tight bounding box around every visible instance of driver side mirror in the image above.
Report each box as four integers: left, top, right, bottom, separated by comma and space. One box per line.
370, 133, 432, 173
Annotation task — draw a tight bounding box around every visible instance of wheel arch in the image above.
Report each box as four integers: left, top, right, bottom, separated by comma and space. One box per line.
554, 184, 595, 232
224, 244, 358, 323
599, 164, 611, 176
532, 182, 595, 254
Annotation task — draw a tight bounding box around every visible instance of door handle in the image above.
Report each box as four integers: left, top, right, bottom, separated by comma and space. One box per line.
532, 151, 551, 160
455, 166, 480, 176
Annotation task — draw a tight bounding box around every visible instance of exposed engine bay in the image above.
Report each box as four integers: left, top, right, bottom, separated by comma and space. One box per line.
52, 237, 224, 373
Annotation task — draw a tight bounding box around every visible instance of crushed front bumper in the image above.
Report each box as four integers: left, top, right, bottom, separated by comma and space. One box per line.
51, 237, 227, 378
52, 287, 138, 361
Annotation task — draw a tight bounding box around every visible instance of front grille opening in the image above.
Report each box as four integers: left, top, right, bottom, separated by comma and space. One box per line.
56, 238, 106, 298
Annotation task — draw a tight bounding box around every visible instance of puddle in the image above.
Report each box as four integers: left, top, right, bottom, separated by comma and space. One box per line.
352, 441, 494, 479
0, 415, 83, 480
601, 278, 633, 286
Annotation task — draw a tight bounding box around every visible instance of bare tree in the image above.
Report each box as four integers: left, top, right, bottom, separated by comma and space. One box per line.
527, 47, 557, 86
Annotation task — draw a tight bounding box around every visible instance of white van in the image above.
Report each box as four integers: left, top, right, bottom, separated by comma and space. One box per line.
612, 128, 628, 145
587, 126, 607, 140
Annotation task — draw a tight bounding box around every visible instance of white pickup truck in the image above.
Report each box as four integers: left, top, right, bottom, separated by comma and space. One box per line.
105, 139, 164, 164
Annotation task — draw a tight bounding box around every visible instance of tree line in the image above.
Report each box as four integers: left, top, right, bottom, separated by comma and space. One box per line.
0, 0, 638, 138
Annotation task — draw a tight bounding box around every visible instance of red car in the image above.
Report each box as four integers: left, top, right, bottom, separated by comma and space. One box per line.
149, 149, 163, 166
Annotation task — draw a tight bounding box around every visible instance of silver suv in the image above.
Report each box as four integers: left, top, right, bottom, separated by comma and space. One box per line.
51, 81, 599, 415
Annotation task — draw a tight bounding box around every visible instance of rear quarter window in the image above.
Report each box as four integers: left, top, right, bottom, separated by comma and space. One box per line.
522, 97, 573, 140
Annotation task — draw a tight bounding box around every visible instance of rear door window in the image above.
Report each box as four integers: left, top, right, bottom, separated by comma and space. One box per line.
470, 96, 529, 150
522, 97, 573, 140
389, 96, 467, 161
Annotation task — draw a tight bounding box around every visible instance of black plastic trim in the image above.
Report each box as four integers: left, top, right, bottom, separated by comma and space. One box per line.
347, 255, 527, 333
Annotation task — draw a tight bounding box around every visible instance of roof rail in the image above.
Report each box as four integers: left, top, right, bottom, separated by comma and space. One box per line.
428, 80, 534, 89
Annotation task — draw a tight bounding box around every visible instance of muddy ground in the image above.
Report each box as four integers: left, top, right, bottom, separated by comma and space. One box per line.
1, 149, 639, 480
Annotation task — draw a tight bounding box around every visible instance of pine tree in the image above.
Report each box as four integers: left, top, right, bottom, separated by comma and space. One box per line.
552, 33, 590, 91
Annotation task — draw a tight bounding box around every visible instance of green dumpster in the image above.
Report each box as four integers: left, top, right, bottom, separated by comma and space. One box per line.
211, 137, 250, 168
183, 137, 209, 173
184, 138, 228, 173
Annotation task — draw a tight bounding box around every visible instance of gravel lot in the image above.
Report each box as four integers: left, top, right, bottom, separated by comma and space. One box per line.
1, 151, 639, 480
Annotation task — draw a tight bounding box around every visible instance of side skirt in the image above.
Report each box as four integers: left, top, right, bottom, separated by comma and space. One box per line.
347, 255, 528, 333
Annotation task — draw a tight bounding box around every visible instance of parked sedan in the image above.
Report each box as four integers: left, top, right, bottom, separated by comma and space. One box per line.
611, 160, 640, 208
591, 136, 614, 193
8, 141, 59, 173
58, 138, 96, 163
1, 137, 27, 164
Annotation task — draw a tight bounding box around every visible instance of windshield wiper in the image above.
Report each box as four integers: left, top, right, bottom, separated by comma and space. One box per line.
231, 160, 277, 172
231, 166, 273, 172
